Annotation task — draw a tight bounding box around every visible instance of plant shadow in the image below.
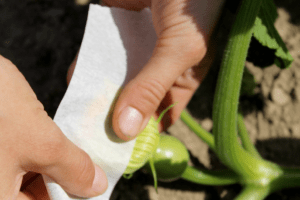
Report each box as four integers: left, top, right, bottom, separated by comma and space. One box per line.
274, 0, 300, 25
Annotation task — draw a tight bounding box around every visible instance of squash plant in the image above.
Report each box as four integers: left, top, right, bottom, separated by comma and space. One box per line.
124, 0, 298, 199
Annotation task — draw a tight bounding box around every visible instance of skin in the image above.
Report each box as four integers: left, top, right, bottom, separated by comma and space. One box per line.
2, 0, 223, 199
0, 55, 107, 199
102, 0, 224, 140
69, 0, 224, 140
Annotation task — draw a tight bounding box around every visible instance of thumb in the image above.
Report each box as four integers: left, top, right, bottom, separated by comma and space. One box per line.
112, 34, 207, 141
111, 0, 221, 141
23, 120, 108, 198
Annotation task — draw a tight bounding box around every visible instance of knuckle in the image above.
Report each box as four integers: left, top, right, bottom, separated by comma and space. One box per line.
157, 34, 207, 67
134, 79, 167, 110
25, 97, 45, 114
31, 126, 66, 168
180, 36, 208, 66
73, 152, 94, 186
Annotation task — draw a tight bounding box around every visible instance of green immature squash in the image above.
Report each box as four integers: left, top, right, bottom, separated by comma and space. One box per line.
147, 134, 189, 181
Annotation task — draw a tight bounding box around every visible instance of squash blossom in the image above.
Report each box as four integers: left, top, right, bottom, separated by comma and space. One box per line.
123, 104, 176, 190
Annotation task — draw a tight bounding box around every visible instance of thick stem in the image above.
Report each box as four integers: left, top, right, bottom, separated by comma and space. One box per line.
181, 166, 239, 186
212, 0, 278, 179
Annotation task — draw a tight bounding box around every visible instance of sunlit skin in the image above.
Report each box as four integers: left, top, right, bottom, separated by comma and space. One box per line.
69, 0, 223, 141
0, 55, 107, 200
1, 0, 223, 199
104, 0, 223, 141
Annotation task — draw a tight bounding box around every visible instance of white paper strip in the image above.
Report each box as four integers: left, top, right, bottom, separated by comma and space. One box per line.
44, 4, 157, 200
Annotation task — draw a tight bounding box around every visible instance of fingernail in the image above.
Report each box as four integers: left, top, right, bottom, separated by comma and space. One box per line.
92, 165, 108, 195
118, 106, 143, 138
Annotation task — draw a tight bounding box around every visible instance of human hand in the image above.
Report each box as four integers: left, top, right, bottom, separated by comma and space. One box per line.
101, 0, 224, 140
0, 55, 107, 199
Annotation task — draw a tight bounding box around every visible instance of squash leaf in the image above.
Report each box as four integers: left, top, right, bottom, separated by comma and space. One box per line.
253, 0, 293, 69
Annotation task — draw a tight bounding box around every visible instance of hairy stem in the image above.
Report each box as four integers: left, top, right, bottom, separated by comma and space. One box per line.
212, 0, 272, 178
181, 166, 239, 186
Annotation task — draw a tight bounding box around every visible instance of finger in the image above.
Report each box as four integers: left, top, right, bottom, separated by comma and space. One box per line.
112, 0, 224, 140
0, 157, 25, 200
111, 0, 211, 141
112, 28, 207, 141
157, 40, 217, 130
20, 119, 108, 198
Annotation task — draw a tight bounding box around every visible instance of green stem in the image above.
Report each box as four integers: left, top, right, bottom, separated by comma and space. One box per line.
148, 157, 158, 192
237, 113, 261, 158
235, 185, 270, 200
157, 103, 176, 123
270, 167, 300, 192
212, 0, 275, 178
180, 110, 215, 151
181, 166, 239, 186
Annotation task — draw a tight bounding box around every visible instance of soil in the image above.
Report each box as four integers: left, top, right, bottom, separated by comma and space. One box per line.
1, 0, 300, 199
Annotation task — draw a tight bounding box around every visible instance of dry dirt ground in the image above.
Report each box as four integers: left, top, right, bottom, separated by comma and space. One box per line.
1, 0, 300, 200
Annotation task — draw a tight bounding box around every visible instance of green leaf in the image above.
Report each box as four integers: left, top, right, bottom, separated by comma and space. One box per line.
253, 0, 293, 69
